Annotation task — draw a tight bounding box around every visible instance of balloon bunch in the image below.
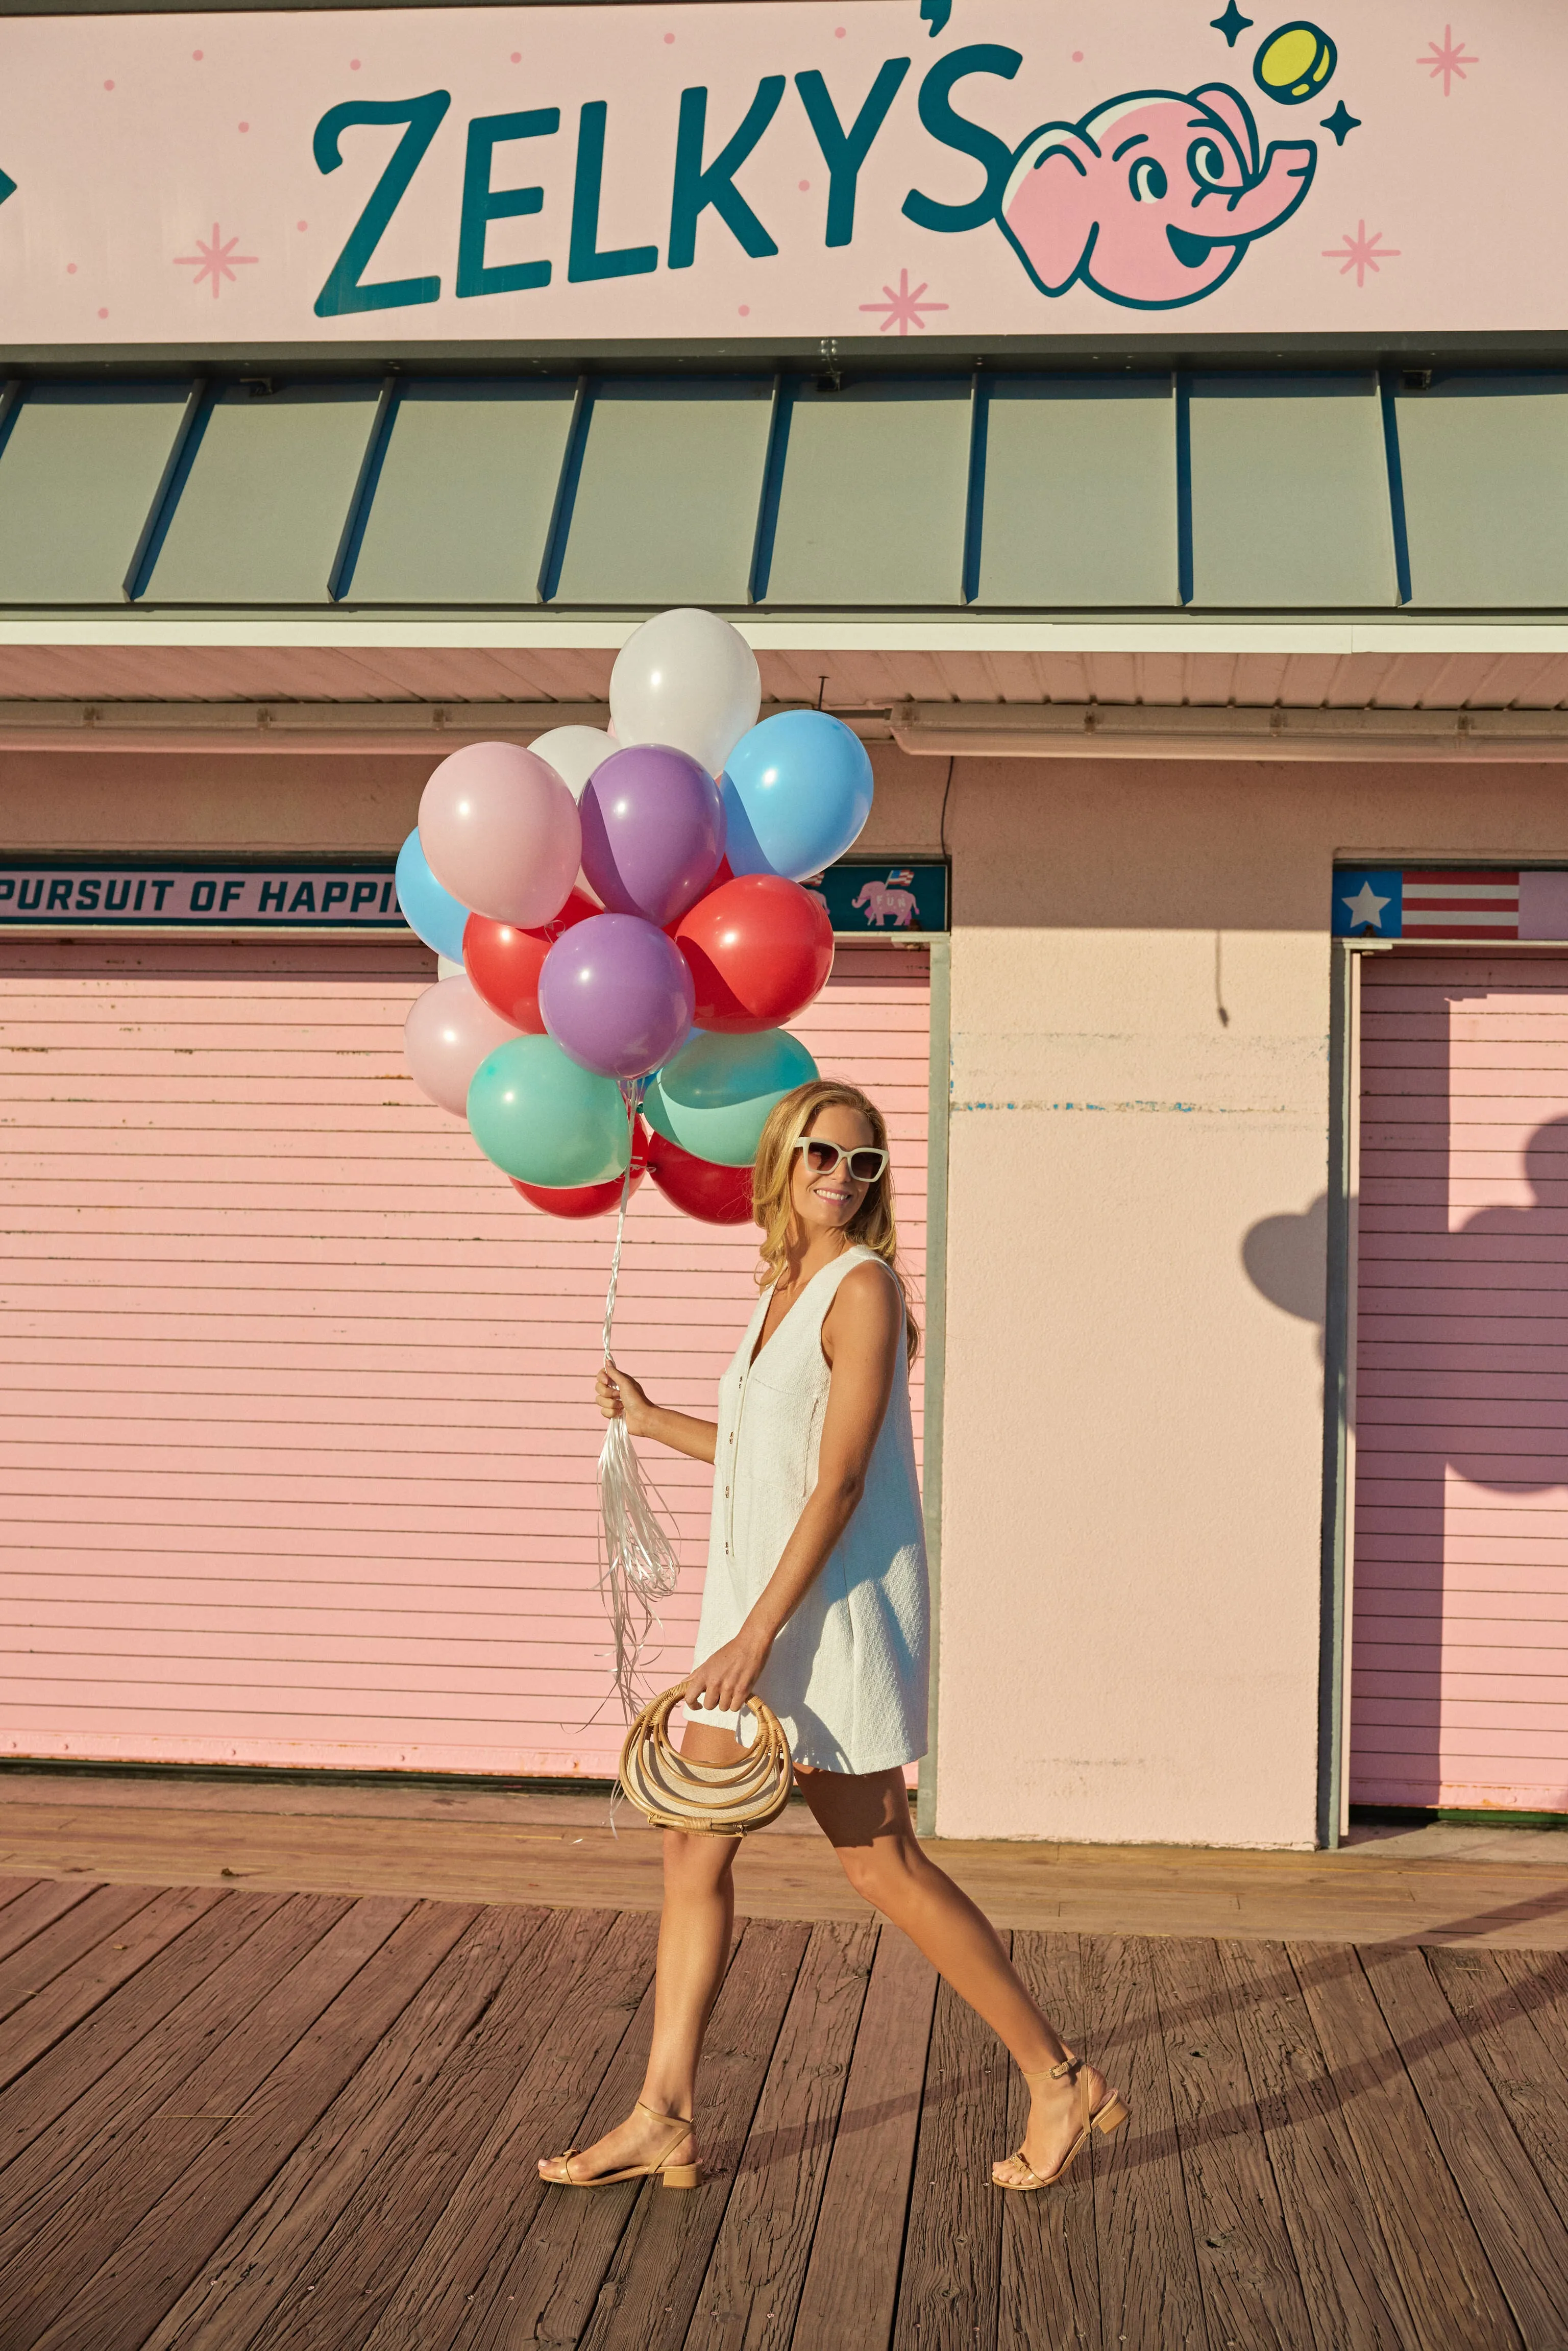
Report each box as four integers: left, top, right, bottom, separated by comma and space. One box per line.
400, 607, 873, 1225
397, 607, 875, 1714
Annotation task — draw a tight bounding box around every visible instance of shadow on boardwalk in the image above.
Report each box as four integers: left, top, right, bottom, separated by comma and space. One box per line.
3, 1875, 1568, 2349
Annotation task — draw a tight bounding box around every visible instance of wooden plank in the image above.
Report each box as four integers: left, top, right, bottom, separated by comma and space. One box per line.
0, 1892, 363, 2337
29, 1897, 461, 2351
141, 1903, 542, 2351
0, 1893, 341, 2263
239, 1906, 619, 2351
457, 1925, 671, 2351
891, 1941, 1010, 2351
1359, 1943, 1568, 2344
791, 1926, 937, 2351
1150, 1935, 1315, 2350
0, 1876, 105, 1967
0, 1890, 283, 2172
573, 1921, 810, 2351
0, 1882, 225, 2092
362, 1906, 660, 2351
1492, 1946, 1568, 2081
1290, 1940, 1522, 2351
1001, 1932, 1100, 2351
1086, 1934, 1207, 2351
1219, 1939, 1419, 2349
0, 1880, 161, 2032
685, 1916, 878, 2351
0, 1874, 42, 1917
1430, 1949, 1568, 2217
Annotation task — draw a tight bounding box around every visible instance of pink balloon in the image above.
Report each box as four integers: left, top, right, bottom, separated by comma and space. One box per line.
404, 975, 522, 1118
419, 742, 582, 928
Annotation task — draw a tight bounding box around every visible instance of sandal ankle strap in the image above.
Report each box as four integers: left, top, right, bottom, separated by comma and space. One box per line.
635, 2099, 694, 2131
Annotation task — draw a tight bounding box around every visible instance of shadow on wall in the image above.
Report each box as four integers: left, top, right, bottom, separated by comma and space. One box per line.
1242, 1193, 1329, 1364
1244, 1121, 1568, 1808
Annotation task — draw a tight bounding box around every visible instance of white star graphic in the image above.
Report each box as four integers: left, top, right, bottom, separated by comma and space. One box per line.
1341, 880, 1391, 930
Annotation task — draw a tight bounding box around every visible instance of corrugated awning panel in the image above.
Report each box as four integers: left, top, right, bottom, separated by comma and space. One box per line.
144, 385, 380, 605
1190, 375, 1398, 610
977, 378, 1177, 610
762, 380, 971, 607
0, 386, 188, 605
347, 383, 576, 608
1396, 378, 1568, 610
553, 380, 774, 608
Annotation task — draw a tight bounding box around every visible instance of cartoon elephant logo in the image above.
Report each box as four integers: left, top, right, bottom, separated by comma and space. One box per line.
998, 82, 1315, 310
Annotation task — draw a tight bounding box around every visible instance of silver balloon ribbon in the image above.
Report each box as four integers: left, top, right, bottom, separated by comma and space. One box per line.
595, 1082, 682, 1720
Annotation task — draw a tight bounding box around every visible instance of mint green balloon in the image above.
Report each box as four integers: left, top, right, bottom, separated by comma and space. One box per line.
644, 1028, 817, 1168
468, 1035, 630, 1186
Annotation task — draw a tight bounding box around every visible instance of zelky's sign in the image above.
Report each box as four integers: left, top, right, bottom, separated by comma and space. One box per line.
0, 4, 1538, 342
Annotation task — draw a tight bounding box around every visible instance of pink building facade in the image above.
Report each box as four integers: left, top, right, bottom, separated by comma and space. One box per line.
5, 0, 1568, 1846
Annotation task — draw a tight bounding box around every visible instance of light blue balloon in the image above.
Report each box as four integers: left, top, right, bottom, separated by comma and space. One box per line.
396, 828, 470, 962
721, 711, 874, 884
468, 1036, 631, 1187
644, 1028, 818, 1168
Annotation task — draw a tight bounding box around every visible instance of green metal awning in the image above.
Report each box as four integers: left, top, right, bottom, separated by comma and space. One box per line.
2, 367, 1568, 620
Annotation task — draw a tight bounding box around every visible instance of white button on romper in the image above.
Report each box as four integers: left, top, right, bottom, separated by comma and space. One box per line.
689, 1244, 930, 1775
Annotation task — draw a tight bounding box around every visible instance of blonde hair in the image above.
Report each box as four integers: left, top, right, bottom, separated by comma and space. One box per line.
751, 1079, 920, 1364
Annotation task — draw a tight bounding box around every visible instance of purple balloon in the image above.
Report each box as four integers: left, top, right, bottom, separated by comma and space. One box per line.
538, 912, 696, 1081
580, 744, 726, 926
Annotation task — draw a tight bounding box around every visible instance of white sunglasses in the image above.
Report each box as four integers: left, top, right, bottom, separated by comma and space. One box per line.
794, 1136, 889, 1183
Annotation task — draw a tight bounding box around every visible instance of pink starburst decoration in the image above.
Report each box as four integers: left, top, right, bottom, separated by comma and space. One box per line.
859, 268, 948, 336
1418, 26, 1478, 94
174, 223, 259, 299
1322, 221, 1401, 288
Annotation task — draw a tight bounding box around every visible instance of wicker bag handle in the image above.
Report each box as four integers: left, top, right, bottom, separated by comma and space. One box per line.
618, 1684, 794, 1835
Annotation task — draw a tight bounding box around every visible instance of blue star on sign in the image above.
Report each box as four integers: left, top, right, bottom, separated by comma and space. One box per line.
1333, 869, 1403, 938
1210, 3, 1254, 46
1320, 101, 1361, 145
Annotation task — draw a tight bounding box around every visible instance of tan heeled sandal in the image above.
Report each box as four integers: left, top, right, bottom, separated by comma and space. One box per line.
541, 2099, 702, 2190
992, 2052, 1129, 2191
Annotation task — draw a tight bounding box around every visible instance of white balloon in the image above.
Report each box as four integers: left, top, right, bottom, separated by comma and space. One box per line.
527, 724, 614, 902
436, 955, 464, 979
404, 976, 521, 1119
609, 608, 761, 777
529, 724, 614, 801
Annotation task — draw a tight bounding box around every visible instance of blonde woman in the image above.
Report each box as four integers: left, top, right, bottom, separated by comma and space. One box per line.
539, 1080, 1125, 2195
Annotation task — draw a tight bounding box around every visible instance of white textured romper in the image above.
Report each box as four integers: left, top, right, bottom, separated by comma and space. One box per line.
688, 1245, 930, 1774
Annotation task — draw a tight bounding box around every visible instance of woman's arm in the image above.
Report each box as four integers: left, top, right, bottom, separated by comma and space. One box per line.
685, 1261, 901, 1713
596, 1363, 718, 1466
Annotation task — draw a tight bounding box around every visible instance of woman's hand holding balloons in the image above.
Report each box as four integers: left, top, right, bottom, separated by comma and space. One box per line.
596, 1360, 653, 1433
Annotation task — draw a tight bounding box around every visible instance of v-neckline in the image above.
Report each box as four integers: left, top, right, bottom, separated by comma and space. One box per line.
747, 1248, 854, 1372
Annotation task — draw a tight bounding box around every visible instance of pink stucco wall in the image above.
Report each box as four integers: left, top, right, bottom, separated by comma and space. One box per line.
936, 757, 1568, 1848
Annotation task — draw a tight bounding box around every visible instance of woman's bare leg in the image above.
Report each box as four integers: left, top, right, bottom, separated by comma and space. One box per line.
538, 1727, 741, 2184
796, 1765, 1111, 2183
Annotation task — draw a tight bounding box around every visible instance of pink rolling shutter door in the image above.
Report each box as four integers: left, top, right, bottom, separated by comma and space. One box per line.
0, 940, 928, 1777
1353, 952, 1568, 1813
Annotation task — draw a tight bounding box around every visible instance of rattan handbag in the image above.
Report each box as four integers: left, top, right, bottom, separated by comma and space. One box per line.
617, 1684, 794, 1835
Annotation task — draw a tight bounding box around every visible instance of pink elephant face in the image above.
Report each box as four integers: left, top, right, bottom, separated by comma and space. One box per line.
999, 82, 1316, 310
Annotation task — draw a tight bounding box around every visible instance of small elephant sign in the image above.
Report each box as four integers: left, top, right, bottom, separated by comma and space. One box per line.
999, 82, 1316, 311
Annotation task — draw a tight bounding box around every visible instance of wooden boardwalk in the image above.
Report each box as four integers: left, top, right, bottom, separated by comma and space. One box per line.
5, 1875, 1568, 2349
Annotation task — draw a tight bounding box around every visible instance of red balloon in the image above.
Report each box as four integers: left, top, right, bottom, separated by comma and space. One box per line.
646, 1130, 754, 1225
511, 1121, 649, 1220
672, 874, 834, 1034
464, 890, 598, 1032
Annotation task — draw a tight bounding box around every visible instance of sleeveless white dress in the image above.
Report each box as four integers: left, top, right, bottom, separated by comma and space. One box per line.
688, 1245, 930, 1774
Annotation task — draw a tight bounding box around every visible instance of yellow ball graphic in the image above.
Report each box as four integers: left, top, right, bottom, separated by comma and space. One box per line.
1254, 20, 1338, 104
